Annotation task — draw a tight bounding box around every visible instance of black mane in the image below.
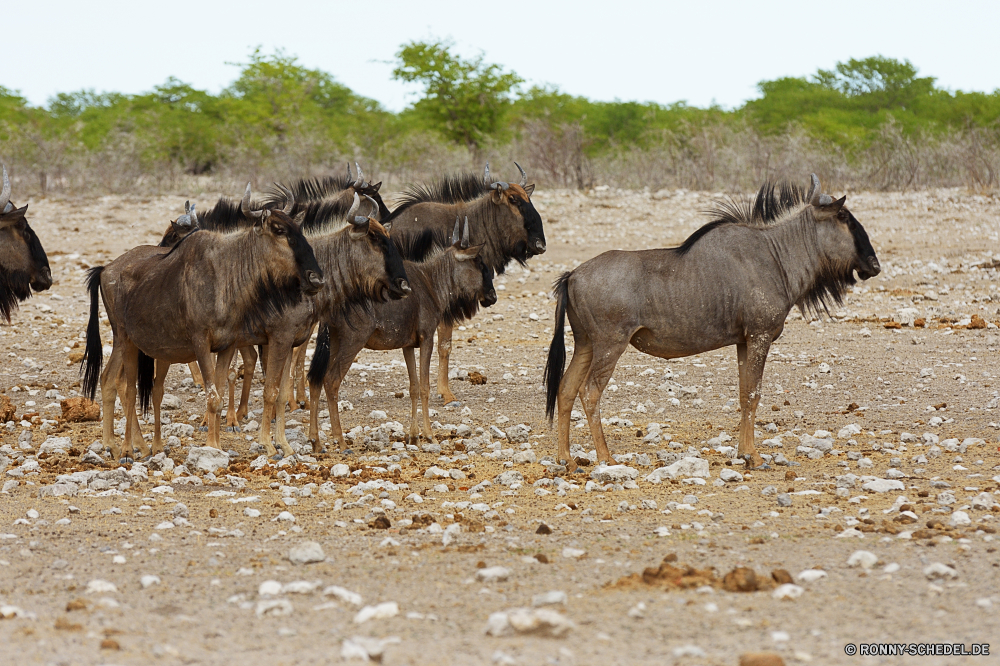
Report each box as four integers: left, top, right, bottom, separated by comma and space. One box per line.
297, 199, 354, 233
676, 181, 805, 255
385, 173, 490, 223
197, 197, 249, 233
261, 175, 353, 207
0, 267, 33, 323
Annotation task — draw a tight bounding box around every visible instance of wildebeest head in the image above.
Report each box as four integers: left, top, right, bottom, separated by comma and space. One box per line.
806, 174, 881, 282
158, 201, 200, 247
485, 162, 546, 260
346, 194, 410, 302
0, 166, 51, 321
449, 217, 496, 309
241, 183, 325, 295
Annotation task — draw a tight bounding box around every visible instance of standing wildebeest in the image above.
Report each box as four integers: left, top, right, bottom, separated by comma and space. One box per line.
544, 175, 881, 469
83, 186, 325, 459
306, 217, 496, 448
0, 166, 52, 321
384, 162, 546, 405
182, 190, 410, 458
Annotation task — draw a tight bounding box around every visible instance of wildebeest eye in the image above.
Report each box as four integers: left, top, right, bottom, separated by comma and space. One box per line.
272, 225, 286, 235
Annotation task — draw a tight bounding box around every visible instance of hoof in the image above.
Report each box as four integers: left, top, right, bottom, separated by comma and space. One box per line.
297, 402, 306, 410
197, 426, 208, 432
141, 455, 153, 463
572, 467, 586, 475
119, 456, 134, 465
341, 448, 354, 456
313, 447, 328, 455
269, 453, 283, 461
225, 426, 242, 433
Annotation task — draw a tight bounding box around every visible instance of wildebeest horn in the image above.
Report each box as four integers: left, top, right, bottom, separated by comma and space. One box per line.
451, 216, 461, 245
0, 166, 10, 213
807, 173, 828, 206
347, 192, 361, 221
483, 162, 491, 186
514, 161, 527, 187
491, 181, 509, 191
362, 194, 379, 221
353, 162, 365, 188
347, 162, 353, 182
241, 183, 265, 220
461, 216, 470, 249
189, 203, 198, 226
275, 183, 295, 214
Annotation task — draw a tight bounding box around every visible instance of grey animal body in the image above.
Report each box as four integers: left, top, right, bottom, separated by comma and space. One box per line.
544, 175, 881, 468
306, 218, 497, 449
383, 163, 546, 405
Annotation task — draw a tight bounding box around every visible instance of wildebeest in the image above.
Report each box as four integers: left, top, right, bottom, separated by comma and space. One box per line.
0, 166, 52, 321
384, 162, 546, 404
306, 217, 497, 449
82, 185, 325, 460
544, 175, 881, 469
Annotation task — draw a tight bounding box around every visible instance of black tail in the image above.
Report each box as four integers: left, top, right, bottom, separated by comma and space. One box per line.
81, 266, 105, 400
137, 351, 154, 417
544, 272, 572, 422
307, 324, 331, 388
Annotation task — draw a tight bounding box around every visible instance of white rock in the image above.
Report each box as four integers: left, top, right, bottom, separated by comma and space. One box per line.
772, 584, 804, 600
476, 566, 511, 583
883, 563, 901, 574
282, 580, 321, 594
862, 479, 905, 493
532, 591, 568, 607
353, 601, 399, 624
645, 457, 709, 483
719, 469, 743, 483
949, 511, 972, 527
185, 447, 230, 474
797, 569, 827, 583
847, 550, 878, 569
368, 410, 388, 420
561, 547, 586, 559
274, 511, 296, 522
86, 579, 117, 594
923, 563, 958, 580
485, 608, 575, 637
323, 585, 363, 606
140, 575, 161, 589
258, 580, 282, 596
255, 599, 293, 617
340, 636, 399, 662
161, 394, 182, 410
244, 508, 261, 518
590, 464, 638, 483
288, 541, 325, 564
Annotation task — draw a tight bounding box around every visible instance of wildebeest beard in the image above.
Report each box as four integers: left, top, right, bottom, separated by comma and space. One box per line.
0, 266, 34, 323
236, 275, 303, 343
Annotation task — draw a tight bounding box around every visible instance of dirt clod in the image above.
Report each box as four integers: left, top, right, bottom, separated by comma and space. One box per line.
60, 397, 100, 423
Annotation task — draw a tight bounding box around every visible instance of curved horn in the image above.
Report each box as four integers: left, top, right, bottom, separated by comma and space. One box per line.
514, 161, 527, 187
483, 162, 492, 186
807, 173, 821, 205
275, 183, 295, 214
818, 194, 833, 205
451, 216, 461, 245
184, 200, 192, 216
353, 162, 365, 188
491, 181, 509, 192
461, 216, 470, 249
347, 192, 361, 221
362, 194, 379, 221
241, 183, 265, 220
0, 166, 10, 213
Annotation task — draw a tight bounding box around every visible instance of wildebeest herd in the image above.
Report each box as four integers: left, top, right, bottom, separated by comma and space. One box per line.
0, 164, 881, 472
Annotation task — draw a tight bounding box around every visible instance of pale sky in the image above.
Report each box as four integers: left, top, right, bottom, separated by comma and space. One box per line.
6, 0, 999, 111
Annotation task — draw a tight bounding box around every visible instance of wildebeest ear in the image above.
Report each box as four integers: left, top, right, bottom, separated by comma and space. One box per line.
293, 211, 306, 227
372, 181, 382, 192
0, 204, 28, 229
524, 183, 535, 197
455, 244, 484, 261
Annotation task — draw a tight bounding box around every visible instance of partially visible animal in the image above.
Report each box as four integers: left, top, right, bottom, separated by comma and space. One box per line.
82, 185, 325, 461
0, 165, 52, 322
544, 175, 881, 469
306, 217, 496, 448
384, 162, 546, 404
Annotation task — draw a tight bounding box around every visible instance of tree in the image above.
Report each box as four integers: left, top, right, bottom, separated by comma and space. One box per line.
814, 56, 935, 111
393, 39, 522, 151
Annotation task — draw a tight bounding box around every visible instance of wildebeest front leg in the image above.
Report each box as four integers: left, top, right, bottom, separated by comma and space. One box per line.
435, 322, 458, 405
556, 341, 593, 465
258, 350, 284, 459
199, 345, 233, 450
273, 354, 297, 458
736, 336, 772, 470
188, 362, 203, 388
419, 340, 437, 444
235, 345, 257, 423
402, 347, 420, 445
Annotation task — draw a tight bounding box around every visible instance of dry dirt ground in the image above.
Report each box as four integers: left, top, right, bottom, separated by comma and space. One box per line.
1, 186, 999, 666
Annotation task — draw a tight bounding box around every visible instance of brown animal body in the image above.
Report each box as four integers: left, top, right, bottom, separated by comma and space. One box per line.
82, 189, 325, 461
306, 218, 497, 449
0, 166, 52, 322
383, 163, 546, 404
544, 175, 881, 469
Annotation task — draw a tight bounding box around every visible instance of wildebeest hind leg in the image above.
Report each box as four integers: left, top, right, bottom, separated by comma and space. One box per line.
556, 342, 593, 465
273, 354, 297, 458
150, 359, 169, 457
101, 344, 124, 461
736, 336, 771, 470
119, 340, 141, 465
578, 341, 628, 464
236, 345, 257, 423
418, 340, 437, 444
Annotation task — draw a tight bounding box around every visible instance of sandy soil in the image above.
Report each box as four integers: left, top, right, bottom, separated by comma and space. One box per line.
1, 186, 999, 665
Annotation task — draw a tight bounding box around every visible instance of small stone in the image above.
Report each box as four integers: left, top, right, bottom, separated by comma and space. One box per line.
476, 566, 511, 583
846, 550, 878, 569
244, 508, 261, 518
719, 468, 744, 483
561, 547, 586, 559
862, 479, 905, 493
288, 541, 325, 565
86, 579, 117, 594
948, 511, 971, 527
797, 569, 827, 583
923, 563, 957, 580
353, 601, 399, 624
255, 599, 293, 617
776, 493, 792, 507
185, 447, 229, 474
140, 575, 160, 589
739, 653, 787, 666
531, 591, 567, 607
771, 584, 804, 600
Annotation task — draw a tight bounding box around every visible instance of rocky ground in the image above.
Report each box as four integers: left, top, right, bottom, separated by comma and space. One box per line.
0, 185, 999, 665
